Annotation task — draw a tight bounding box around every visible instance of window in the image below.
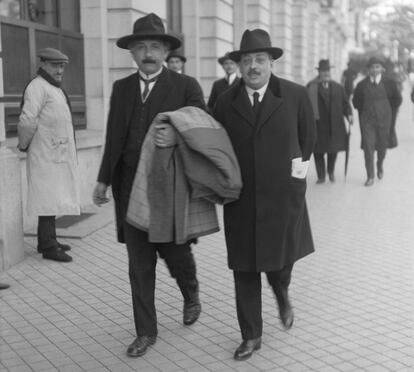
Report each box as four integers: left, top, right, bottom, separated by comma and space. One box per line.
1, 0, 85, 137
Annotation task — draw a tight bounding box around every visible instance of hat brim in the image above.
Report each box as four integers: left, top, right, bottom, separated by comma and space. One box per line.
218, 56, 232, 65
167, 55, 187, 63
229, 47, 283, 62
316, 66, 333, 70
116, 34, 181, 50
41, 58, 69, 64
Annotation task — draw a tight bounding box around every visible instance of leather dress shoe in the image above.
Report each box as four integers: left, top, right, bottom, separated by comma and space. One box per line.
234, 337, 261, 361
377, 169, 384, 180
0, 283, 10, 290
126, 335, 156, 357
38, 243, 71, 253
183, 302, 201, 325
42, 248, 72, 262
364, 178, 374, 186
328, 173, 335, 182
316, 178, 325, 184
275, 287, 294, 330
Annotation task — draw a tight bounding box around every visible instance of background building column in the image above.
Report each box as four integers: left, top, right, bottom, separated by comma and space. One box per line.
271, 0, 293, 80
0, 26, 24, 272
291, 0, 309, 84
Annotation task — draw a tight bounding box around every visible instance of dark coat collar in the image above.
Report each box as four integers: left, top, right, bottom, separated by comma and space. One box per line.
230, 74, 283, 129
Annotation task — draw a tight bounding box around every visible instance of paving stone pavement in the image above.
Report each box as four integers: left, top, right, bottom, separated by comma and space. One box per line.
1, 84, 414, 372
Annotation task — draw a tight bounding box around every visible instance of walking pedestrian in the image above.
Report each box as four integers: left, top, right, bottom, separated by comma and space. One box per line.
352, 56, 402, 186
166, 50, 186, 73
18, 47, 79, 262
207, 52, 239, 111
213, 28, 316, 361
341, 61, 357, 100
307, 59, 353, 183
92, 13, 206, 358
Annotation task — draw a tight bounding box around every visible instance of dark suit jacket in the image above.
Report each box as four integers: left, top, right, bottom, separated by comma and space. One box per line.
207, 76, 240, 111
352, 76, 402, 148
213, 75, 316, 272
97, 67, 205, 242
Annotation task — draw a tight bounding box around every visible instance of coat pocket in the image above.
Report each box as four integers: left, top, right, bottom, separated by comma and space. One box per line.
50, 137, 69, 163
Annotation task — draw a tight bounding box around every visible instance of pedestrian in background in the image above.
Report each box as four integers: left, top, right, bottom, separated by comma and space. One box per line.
352, 56, 402, 186
18, 48, 79, 263
166, 50, 186, 73
341, 61, 357, 100
207, 52, 239, 111
92, 13, 205, 358
307, 59, 353, 183
213, 29, 316, 361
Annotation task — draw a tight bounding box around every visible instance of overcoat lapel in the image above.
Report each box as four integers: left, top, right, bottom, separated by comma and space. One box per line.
255, 89, 283, 132
124, 73, 140, 133
255, 75, 283, 132
231, 84, 255, 127
148, 68, 173, 121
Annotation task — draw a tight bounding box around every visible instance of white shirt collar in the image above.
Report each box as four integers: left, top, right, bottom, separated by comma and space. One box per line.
227, 72, 237, 85
371, 74, 382, 84
245, 81, 269, 104
138, 67, 163, 81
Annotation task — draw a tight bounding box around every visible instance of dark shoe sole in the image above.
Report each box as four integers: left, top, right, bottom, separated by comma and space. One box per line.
126, 337, 156, 358
183, 304, 201, 325
234, 342, 261, 361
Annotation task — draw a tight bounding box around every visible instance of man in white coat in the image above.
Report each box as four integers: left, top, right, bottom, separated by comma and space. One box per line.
18, 48, 80, 262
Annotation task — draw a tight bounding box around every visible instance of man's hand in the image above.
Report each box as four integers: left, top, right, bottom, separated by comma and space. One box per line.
93, 182, 109, 206
154, 124, 177, 147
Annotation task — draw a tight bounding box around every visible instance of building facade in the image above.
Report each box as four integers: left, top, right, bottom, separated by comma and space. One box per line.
0, 0, 353, 271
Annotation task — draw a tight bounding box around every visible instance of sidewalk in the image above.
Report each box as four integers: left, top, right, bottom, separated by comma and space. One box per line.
1, 85, 414, 372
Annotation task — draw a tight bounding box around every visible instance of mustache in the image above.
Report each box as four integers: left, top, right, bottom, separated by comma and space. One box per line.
247, 69, 260, 76
143, 58, 157, 64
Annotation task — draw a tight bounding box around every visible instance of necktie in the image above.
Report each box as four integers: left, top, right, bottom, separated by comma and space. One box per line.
253, 91, 260, 118
140, 76, 157, 101
323, 82, 329, 89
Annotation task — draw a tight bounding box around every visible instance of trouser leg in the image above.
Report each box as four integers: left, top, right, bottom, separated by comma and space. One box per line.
377, 148, 386, 173
233, 271, 262, 340
37, 216, 57, 251
266, 263, 293, 297
327, 153, 338, 176
363, 149, 375, 179
313, 153, 326, 180
158, 242, 199, 305
124, 222, 158, 337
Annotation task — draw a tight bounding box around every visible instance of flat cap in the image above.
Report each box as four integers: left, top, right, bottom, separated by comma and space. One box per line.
37, 48, 69, 63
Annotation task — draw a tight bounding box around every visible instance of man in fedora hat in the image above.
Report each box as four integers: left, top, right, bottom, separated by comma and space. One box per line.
92, 13, 206, 357
18, 47, 79, 263
352, 56, 402, 186
307, 59, 353, 183
166, 50, 186, 73
207, 52, 239, 111
213, 29, 316, 361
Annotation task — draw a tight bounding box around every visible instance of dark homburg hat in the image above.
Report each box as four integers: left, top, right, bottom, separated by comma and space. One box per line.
37, 48, 69, 63
116, 13, 181, 50
316, 59, 333, 71
166, 51, 187, 63
218, 52, 233, 65
229, 29, 283, 62
366, 56, 385, 68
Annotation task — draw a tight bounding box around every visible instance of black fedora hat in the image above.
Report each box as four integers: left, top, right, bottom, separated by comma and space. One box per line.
229, 29, 283, 62
218, 52, 233, 65
366, 56, 385, 68
166, 51, 187, 63
316, 59, 333, 71
117, 13, 181, 50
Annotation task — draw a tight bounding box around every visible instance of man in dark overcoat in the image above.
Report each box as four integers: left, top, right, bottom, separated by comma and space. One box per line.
92, 13, 205, 357
213, 29, 316, 361
307, 59, 353, 183
207, 52, 239, 111
352, 56, 402, 186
